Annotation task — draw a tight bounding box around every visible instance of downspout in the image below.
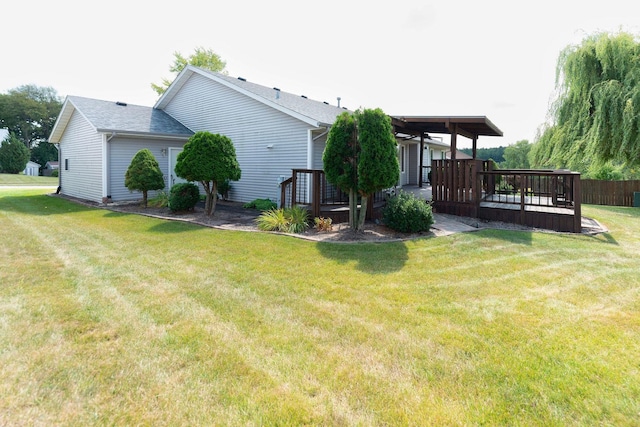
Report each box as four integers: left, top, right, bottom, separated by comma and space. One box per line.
307, 129, 314, 169
56, 143, 62, 194
102, 133, 113, 203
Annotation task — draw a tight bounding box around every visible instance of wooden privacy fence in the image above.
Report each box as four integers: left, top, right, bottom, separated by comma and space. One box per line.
581, 180, 640, 206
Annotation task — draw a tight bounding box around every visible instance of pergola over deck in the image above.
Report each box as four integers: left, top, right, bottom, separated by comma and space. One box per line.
280, 115, 582, 233
391, 115, 582, 233
391, 115, 504, 184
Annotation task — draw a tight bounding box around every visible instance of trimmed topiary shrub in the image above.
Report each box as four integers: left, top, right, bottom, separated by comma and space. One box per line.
169, 183, 200, 212
382, 191, 434, 233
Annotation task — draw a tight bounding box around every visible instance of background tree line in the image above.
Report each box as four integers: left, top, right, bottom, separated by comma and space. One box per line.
0, 85, 62, 174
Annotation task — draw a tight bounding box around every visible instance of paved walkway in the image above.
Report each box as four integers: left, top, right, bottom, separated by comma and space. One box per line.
431, 213, 480, 235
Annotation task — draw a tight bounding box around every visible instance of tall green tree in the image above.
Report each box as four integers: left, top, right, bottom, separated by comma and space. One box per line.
531, 31, 640, 170
152, 47, 227, 95
502, 139, 531, 169
175, 131, 241, 216
323, 108, 399, 231
0, 133, 31, 174
124, 149, 165, 208
0, 85, 62, 148
30, 141, 58, 173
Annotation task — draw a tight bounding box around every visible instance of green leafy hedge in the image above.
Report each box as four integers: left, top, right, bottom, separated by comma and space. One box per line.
382, 192, 433, 233
169, 183, 200, 212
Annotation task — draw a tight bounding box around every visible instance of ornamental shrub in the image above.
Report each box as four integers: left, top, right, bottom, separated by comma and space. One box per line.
314, 216, 333, 232
382, 192, 434, 233
169, 183, 200, 212
124, 148, 165, 207
0, 134, 30, 174
256, 206, 310, 233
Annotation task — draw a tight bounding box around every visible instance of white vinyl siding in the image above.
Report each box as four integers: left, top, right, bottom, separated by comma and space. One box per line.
108, 137, 187, 201
163, 73, 314, 203
58, 111, 103, 202
312, 132, 327, 170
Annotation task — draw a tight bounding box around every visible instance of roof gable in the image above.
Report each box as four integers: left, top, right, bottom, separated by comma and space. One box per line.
155, 65, 348, 127
49, 96, 194, 143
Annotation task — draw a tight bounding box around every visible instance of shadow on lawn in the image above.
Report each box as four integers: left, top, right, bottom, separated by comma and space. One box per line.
315, 240, 409, 273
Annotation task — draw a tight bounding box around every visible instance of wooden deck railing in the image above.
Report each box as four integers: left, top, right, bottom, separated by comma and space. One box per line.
432, 160, 582, 232
280, 169, 386, 221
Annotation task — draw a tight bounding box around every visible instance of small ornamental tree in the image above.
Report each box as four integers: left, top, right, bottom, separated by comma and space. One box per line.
323, 108, 399, 231
124, 148, 165, 207
356, 108, 400, 230
0, 133, 30, 174
323, 112, 358, 226
175, 131, 241, 216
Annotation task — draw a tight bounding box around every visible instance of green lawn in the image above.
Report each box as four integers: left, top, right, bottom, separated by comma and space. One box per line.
1, 187, 639, 426
0, 173, 58, 186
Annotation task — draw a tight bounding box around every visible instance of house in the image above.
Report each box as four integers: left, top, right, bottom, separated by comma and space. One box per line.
49, 96, 193, 203
43, 161, 59, 176
446, 150, 473, 160
49, 65, 453, 205
0, 128, 8, 143
23, 161, 40, 176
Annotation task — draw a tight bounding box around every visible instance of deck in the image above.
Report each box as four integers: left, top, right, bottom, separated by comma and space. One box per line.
431, 160, 582, 233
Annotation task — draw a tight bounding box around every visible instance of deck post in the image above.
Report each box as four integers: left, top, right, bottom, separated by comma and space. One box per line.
573, 174, 582, 233
473, 160, 481, 215
419, 133, 424, 187
312, 170, 321, 218
291, 170, 298, 207
520, 173, 526, 226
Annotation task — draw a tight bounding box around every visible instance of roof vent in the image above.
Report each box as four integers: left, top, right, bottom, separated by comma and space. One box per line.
115, 101, 127, 106
273, 87, 280, 99
337, 97, 341, 108
323, 101, 329, 105
301, 95, 307, 99
237, 77, 246, 82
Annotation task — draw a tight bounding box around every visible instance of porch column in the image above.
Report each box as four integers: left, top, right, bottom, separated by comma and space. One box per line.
472, 135, 478, 159
306, 129, 314, 169
450, 123, 458, 159
419, 132, 424, 187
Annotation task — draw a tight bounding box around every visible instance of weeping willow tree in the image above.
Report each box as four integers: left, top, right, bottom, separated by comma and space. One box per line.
531, 31, 640, 172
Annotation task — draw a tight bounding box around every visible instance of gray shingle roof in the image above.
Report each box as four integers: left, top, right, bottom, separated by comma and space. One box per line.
68, 96, 193, 136
193, 68, 350, 126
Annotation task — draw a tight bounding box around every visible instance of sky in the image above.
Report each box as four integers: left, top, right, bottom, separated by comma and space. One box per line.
2, 0, 639, 148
